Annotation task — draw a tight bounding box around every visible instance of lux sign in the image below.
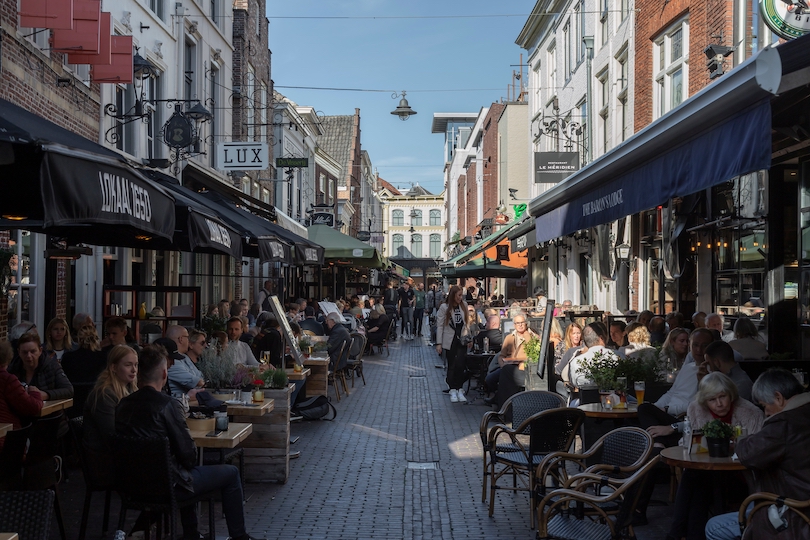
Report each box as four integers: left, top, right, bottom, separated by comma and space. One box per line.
217, 142, 269, 170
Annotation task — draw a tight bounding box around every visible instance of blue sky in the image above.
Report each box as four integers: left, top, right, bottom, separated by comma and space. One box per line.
266, 1, 529, 195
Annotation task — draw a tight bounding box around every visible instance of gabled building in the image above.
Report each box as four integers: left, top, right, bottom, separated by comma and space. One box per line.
319, 110, 364, 236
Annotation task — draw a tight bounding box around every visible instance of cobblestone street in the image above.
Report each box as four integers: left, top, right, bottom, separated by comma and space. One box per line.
55, 335, 674, 540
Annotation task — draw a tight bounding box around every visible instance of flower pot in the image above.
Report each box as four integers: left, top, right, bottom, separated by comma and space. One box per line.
211, 390, 237, 401
186, 417, 215, 432
706, 437, 731, 458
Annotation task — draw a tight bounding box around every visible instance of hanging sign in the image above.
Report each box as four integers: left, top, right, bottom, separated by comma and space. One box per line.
760, 0, 810, 39
217, 142, 269, 170
535, 152, 579, 183
496, 244, 510, 261
311, 212, 334, 227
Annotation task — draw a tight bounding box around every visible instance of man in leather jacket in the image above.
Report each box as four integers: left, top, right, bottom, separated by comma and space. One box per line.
116, 344, 261, 540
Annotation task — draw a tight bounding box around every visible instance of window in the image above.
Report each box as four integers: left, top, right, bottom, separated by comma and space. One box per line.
150, 0, 165, 21
429, 209, 441, 226
564, 21, 571, 76
411, 210, 422, 226
184, 39, 197, 103
392, 234, 404, 256
210, 0, 218, 24
260, 82, 267, 141
392, 210, 404, 226
411, 234, 423, 258
208, 66, 218, 166
598, 70, 609, 154
601, 0, 609, 47
328, 178, 334, 203
114, 85, 136, 154
21, 27, 49, 50
575, 2, 584, 63
579, 100, 588, 165
430, 234, 441, 259
617, 51, 629, 142
147, 70, 163, 159
547, 43, 556, 93
255, 0, 262, 36
63, 56, 90, 86
319, 174, 326, 203
621, 0, 629, 21
246, 64, 255, 139
654, 18, 689, 119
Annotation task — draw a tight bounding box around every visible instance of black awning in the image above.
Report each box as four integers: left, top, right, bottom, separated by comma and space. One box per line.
0, 98, 176, 246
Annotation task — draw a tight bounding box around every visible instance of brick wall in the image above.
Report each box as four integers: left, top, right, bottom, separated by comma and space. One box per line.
481, 104, 504, 223
464, 162, 477, 238
457, 174, 466, 236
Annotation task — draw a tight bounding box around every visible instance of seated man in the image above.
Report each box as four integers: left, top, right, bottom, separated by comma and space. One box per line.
564, 324, 620, 402
115, 345, 262, 540
475, 315, 503, 353
483, 314, 537, 406
226, 317, 258, 366
701, 340, 754, 401
325, 312, 351, 368
705, 368, 810, 540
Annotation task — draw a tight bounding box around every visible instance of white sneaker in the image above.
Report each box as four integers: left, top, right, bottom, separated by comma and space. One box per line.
456, 389, 467, 403
449, 389, 459, 403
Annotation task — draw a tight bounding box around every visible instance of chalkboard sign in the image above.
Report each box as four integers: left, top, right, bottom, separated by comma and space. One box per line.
268, 295, 302, 364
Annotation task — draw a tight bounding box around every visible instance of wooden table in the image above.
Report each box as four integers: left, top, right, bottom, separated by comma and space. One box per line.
40, 399, 73, 416
660, 445, 747, 472
0, 423, 12, 438
226, 399, 274, 417
189, 422, 253, 465
578, 403, 639, 419
0, 533, 19, 540
303, 356, 329, 397
285, 367, 310, 381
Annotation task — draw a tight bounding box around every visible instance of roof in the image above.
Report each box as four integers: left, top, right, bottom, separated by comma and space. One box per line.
319, 115, 355, 179
405, 184, 433, 197
378, 178, 401, 196
431, 113, 478, 133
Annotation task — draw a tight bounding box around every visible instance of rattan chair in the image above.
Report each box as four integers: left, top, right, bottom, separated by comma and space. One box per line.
113, 435, 216, 540
480, 390, 565, 503
328, 341, 349, 402
535, 426, 653, 520
347, 332, 367, 387
0, 489, 54, 540
738, 492, 810, 539
68, 417, 114, 540
536, 456, 660, 540
487, 407, 585, 528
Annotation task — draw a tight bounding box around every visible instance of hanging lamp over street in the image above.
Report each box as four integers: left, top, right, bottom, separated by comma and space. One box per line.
390, 91, 417, 120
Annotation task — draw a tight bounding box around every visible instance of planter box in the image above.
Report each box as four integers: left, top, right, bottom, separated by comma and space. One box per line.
233, 384, 292, 484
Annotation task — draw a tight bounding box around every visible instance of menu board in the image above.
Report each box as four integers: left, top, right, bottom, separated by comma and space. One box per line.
268, 295, 302, 364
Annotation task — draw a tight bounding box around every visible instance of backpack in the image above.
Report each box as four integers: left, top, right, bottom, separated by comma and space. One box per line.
292, 395, 337, 421
260, 291, 272, 313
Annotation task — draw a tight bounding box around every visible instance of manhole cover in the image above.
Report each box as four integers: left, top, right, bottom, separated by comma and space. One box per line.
407, 462, 438, 470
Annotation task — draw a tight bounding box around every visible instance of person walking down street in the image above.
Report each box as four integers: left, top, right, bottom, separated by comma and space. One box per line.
435, 285, 473, 403
413, 283, 426, 338
398, 281, 415, 340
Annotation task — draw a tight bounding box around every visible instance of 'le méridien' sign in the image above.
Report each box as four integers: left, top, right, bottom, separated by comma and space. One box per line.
217, 142, 269, 170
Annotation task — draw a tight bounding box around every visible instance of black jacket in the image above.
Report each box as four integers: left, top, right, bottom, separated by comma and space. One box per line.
8, 354, 74, 400
115, 386, 196, 492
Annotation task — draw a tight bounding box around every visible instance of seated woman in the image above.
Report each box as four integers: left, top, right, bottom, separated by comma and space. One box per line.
8, 332, 74, 401
44, 317, 76, 362
667, 372, 764, 540
484, 314, 538, 406
62, 326, 107, 387
0, 340, 43, 450
728, 317, 768, 361
555, 322, 583, 376
366, 304, 391, 347
618, 322, 657, 361
659, 327, 691, 373
82, 344, 138, 484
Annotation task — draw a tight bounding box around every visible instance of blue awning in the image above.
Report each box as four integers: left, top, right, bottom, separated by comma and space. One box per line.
529, 42, 799, 243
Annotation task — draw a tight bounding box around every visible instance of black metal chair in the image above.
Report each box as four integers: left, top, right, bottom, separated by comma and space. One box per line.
0, 489, 54, 540
370, 319, 395, 356
328, 340, 350, 401
480, 390, 566, 504
347, 332, 367, 387
23, 415, 67, 540
487, 406, 585, 528
113, 435, 216, 540
536, 456, 661, 540
0, 423, 32, 491
68, 417, 114, 540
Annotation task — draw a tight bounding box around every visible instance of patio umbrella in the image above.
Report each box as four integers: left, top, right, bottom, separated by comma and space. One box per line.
445, 257, 526, 279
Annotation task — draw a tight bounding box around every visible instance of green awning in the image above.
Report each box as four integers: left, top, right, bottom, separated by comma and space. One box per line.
440, 227, 509, 268
308, 225, 385, 268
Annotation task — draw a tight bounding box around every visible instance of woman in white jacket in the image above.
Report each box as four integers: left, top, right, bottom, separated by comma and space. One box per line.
435, 285, 472, 403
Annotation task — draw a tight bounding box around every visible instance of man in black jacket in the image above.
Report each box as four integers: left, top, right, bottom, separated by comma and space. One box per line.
115, 345, 261, 540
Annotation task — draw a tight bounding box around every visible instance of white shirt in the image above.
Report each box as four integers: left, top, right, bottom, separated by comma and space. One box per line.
655, 355, 698, 416
565, 345, 619, 388
230, 339, 258, 366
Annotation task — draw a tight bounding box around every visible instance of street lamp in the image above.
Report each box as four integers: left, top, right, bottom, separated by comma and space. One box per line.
616, 243, 631, 262
390, 91, 417, 121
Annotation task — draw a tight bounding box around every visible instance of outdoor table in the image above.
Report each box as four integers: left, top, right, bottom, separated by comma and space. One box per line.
189, 422, 253, 466
285, 367, 310, 381
39, 399, 73, 416
0, 423, 11, 437
660, 445, 747, 472
577, 403, 640, 447
303, 356, 329, 397
226, 399, 274, 417
465, 352, 495, 395
0, 533, 19, 540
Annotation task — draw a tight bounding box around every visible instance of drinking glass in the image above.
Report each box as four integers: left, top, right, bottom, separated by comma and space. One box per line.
634, 381, 646, 404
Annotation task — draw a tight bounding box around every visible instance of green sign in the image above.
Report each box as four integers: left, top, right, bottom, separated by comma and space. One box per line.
276, 157, 308, 168
513, 204, 527, 219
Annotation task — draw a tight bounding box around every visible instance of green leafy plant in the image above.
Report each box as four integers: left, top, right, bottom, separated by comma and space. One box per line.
615, 353, 666, 385
197, 342, 236, 390
258, 366, 290, 389
579, 349, 620, 390
702, 419, 735, 440
201, 313, 228, 336
523, 336, 541, 363
231, 364, 259, 389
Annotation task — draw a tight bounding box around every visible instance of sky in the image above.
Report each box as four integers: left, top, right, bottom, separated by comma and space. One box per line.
266, 1, 530, 195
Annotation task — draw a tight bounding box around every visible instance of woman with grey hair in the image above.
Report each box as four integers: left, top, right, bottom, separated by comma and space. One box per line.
729, 317, 768, 361
666, 372, 764, 540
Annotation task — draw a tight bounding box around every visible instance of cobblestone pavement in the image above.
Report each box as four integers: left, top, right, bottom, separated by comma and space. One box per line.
54, 334, 675, 540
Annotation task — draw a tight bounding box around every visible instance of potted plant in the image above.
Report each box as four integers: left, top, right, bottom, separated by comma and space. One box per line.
197, 340, 237, 400
702, 419, 735, 457
580, 349, 620, 392
297, 335, 312, 357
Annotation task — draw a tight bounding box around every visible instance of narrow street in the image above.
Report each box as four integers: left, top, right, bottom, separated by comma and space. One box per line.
56, 335, 673, 540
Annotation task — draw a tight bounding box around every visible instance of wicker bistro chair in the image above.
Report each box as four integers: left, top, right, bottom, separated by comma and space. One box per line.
113, 435, 216, 540
487, 407, 586, 528
738, 492, 810, 539
347, 332, 367, 387
68, 417, 114, 540
0, 489, 55, 540
534, 427, 653, 521
536, 456, 661, 540
480, 390, 566, 504
328, 341, 350, 402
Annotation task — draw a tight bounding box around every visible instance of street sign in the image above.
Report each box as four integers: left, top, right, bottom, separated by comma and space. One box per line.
356, 231, 371, 241
276, 157, 308, 168
217, 142, 269, 170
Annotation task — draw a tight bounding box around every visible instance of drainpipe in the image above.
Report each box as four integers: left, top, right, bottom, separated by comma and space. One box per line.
583, 36, 594, 164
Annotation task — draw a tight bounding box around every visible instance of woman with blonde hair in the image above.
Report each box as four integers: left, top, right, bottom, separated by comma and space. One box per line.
659, 328, 691, 371
436, 285, 472, 403
82, 344, 139, 482
618, 322, 656, 360
61, 325, 106, 388
44, 317, 75, 362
